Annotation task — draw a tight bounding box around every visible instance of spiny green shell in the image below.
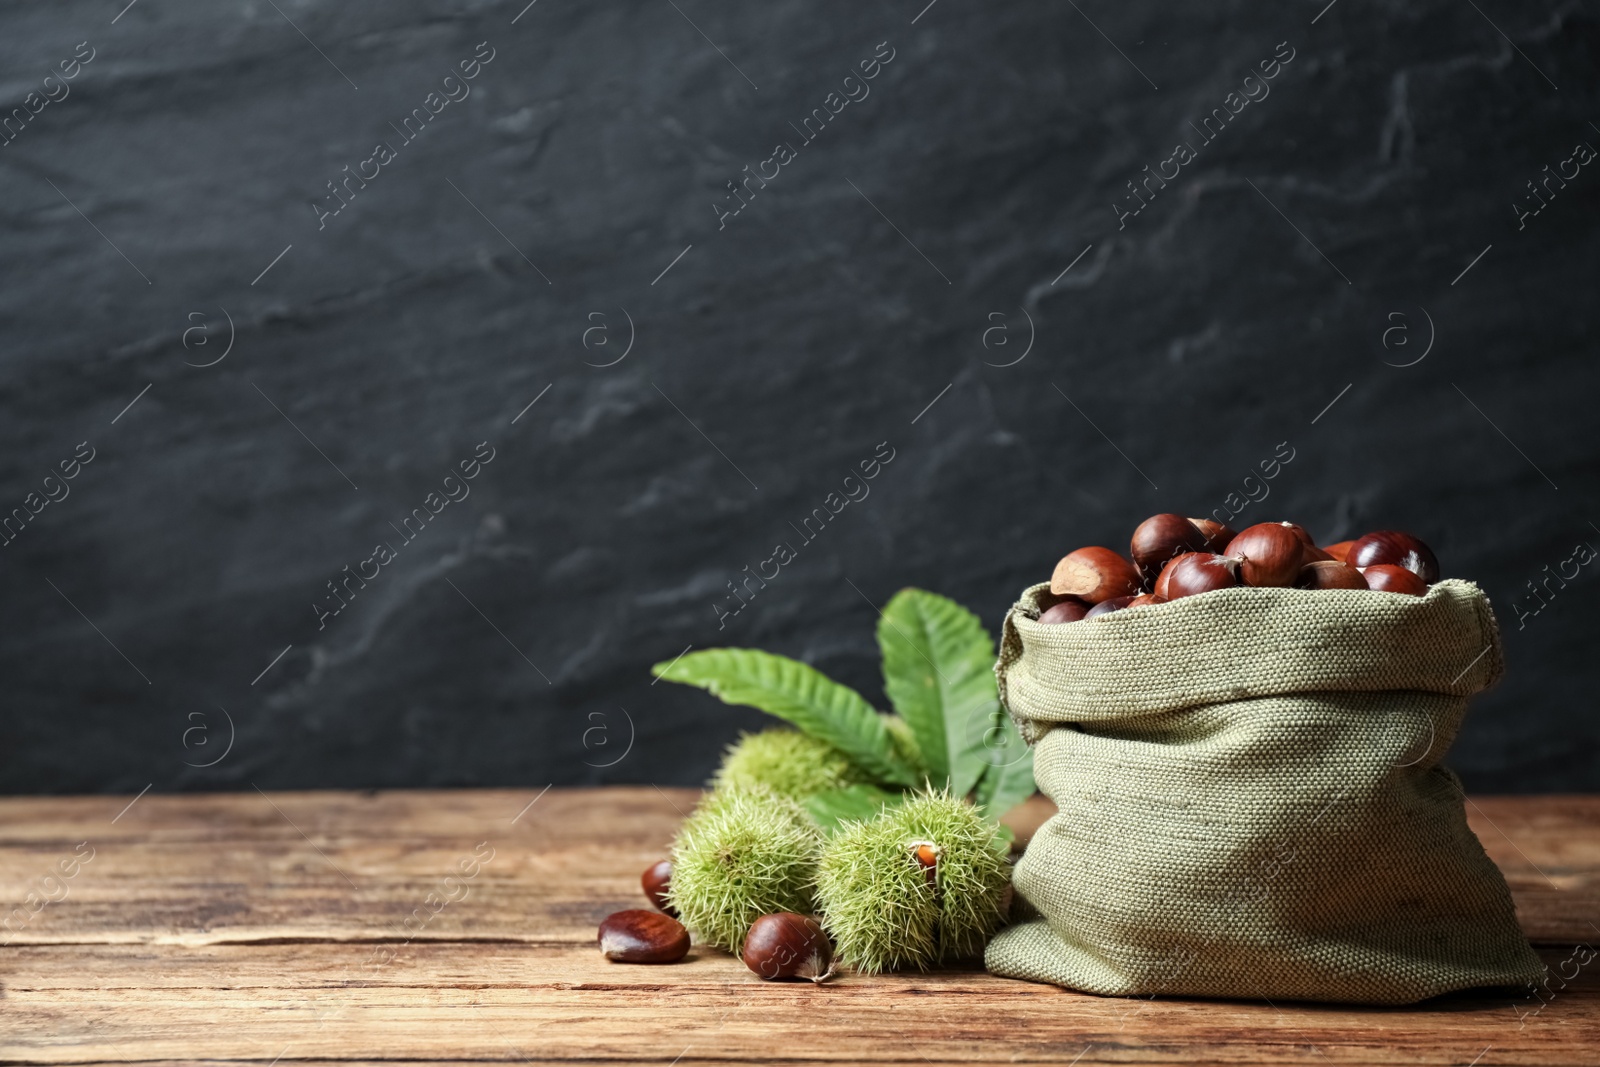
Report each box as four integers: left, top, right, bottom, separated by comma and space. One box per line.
815, 790, 1011, 973
666, 785, 822, 952
712, 728, 864, 799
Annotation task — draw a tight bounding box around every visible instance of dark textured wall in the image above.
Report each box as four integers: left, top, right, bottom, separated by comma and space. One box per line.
1, 1, 1595, 796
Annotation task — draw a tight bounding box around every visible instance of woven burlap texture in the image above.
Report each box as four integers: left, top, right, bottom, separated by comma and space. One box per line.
984, 578, 1544, 1005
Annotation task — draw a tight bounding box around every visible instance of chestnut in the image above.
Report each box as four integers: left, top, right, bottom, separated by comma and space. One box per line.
1324, 540, 1355, 564
599, 909, 691, 963
1127, 593, 1168, 608
1037, 598, 1089, 624
1295, 560, 1367, 590
741, 912, 835, 982
1225, 523, 1305, 587
1361, 564, 1429, 596
1274, 521, 1317, 549
1085, 594, 1136, 618
1347, 531, 1440, 584
1153, 552, 1239, 600
1129, 514, 1210, 580
1273, 522, 1330, 562
642, 860, 676, 916
1034, 588, 1073, 612
1187, 518, 1238, 554
1050, 547, 1142, 604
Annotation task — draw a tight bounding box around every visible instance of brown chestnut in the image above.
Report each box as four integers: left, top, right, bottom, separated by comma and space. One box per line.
910, 840, 940, 886
1037, 599, 1089, 624
1154, 552, 1239, 600
1187, 518, 1238, 554
1361, 564, 1429, 596
1273, 521, 1317, 549
599, 909, 690, 963
1085, 594, 1136, 618
1274, 522, 1331, 562
642, 860, 676, 916
1034, 588, 1073, 611
1348, 531, 1440, 584
1050, 547, 1142, 604
1129, 514, 1210, 580
1295, 560, 1368, 590
741, 912, 835, 982
1127, 593, 1168, 608
1324, 540, 1355, 563
1225, 523, 1305, 587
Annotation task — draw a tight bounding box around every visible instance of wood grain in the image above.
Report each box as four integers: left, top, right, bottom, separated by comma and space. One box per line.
1, 789, 1596, 1066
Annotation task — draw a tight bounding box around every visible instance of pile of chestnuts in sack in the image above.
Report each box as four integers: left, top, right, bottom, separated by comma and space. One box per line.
1039, 516, 1441, 622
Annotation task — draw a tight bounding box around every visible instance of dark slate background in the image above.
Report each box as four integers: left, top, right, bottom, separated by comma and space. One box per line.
0, 0, 1594, 796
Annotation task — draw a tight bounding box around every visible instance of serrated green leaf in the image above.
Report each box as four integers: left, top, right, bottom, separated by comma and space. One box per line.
804, 783, 907, 834
973, 711, 1036, 820
947, 695, 1004, 800
652, 648, 919, 787
878, 588, 999, 798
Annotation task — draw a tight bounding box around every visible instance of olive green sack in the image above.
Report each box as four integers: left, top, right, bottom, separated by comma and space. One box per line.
984, 578, 1544, 1005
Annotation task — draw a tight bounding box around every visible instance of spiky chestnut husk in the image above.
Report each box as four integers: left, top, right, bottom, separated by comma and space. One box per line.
815, 790, 1011, 974
713, 729, 864, 800
665, 785, 822, 953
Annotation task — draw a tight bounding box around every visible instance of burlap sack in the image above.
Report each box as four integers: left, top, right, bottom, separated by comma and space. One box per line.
984, 578, 1544, 1004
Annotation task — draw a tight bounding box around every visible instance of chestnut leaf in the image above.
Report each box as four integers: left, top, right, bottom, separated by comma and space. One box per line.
803, 783, 907, 834
973, 711, 1034, 823
877, 589, 1001, 799
651, 648, 921, 787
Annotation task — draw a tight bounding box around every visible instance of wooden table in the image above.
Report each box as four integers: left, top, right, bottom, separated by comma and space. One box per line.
2, 789, 1596, 1066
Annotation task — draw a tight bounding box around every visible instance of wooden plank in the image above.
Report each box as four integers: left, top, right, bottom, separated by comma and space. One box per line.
0, 788, 697, 946
1, 789, 1597, 1066
0, 788, 1042, 947
1453, 794, 1600, 944
1, 942, 1595, 1065
1, 791, 1594, 946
